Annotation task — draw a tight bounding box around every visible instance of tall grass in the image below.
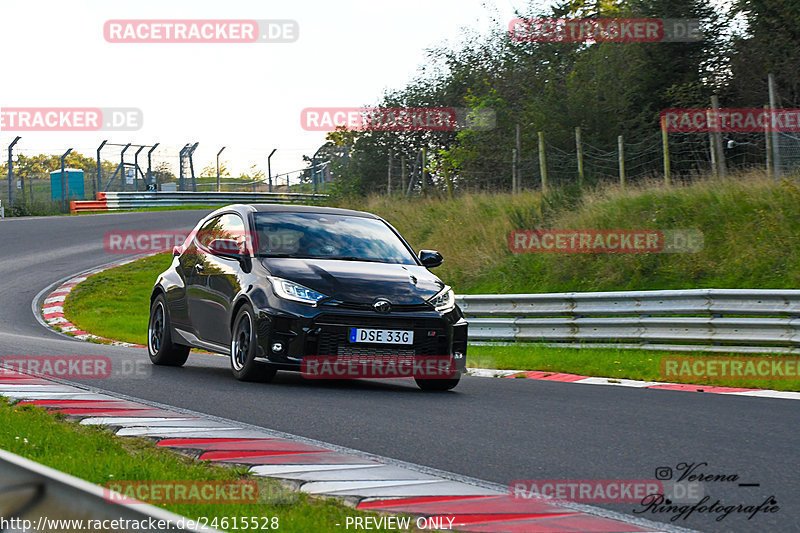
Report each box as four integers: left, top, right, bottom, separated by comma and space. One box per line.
341, 171, 800, 293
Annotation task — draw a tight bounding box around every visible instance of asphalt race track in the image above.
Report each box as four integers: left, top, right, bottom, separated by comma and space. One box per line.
1, 211, 798, 532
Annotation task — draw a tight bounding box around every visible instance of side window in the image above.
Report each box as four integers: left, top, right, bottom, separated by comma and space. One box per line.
219, 214, 247, 250
195, 216, 223, 250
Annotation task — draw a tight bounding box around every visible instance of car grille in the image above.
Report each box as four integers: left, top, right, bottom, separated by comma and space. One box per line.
310, 314, 448, 357
326, 302, 433, 313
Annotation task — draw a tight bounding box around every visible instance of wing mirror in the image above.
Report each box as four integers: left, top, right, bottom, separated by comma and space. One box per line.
208, 238, 244, 257
208, 238, 252, 272
418, 249, 443, 268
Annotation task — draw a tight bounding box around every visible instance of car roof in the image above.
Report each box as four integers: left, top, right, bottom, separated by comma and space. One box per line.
221, 204, 380, 219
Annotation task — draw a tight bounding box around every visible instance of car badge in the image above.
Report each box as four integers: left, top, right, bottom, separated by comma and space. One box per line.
373, 299, 392, 314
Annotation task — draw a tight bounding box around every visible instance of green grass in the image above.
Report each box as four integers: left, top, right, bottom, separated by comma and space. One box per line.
468, 344, 800, 391
344, 172, 800, 294
0, 399, 408, 532
64, 253, 173, 344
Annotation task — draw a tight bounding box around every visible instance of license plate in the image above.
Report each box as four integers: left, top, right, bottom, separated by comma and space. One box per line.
349, 328, 414, 345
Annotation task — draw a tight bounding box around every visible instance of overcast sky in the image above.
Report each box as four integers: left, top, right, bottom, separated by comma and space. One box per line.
0, 0, 532, 182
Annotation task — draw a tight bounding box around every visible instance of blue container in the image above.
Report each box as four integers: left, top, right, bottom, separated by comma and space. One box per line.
50, 169, 85, 201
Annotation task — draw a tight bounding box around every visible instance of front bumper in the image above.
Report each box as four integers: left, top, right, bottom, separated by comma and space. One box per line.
253, 305, 468, 374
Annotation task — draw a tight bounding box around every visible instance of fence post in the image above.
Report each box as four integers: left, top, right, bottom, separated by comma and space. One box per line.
421, 148, 427, 193
515, 123, 522, 192
96, 140, 107, 196
708, 129, 718, 179
575, 127, 584, 189
764, 104, 774, 178
401, 156, 406, 194
661, 119, 671, 186
768, 73, 781, 177
387, 154, 393, 195
512, 148, 517, 193
618, 135, 626, 187
8, 136, 21, 207
538, 131, 547, 194
148, 143, 159, 191
60, 148, 73, 213
711, 95, 726, 177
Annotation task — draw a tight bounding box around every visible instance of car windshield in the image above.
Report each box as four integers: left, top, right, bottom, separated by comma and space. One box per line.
253, 212, 417, 265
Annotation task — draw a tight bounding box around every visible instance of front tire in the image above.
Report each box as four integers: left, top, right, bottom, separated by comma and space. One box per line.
415, 373, 461, 392
231, 304, 276, 382
148, 294, 190, 366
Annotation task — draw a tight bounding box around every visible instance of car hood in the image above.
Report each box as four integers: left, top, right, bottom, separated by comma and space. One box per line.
260, 258, 445, 305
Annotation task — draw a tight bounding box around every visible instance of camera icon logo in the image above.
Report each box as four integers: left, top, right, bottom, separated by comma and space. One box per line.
655, 467, 673, 480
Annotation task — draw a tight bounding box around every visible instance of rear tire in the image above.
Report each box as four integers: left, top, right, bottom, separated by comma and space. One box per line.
148, 294, 190, 366
415, 373, 461, 392
230, 304, 276, 382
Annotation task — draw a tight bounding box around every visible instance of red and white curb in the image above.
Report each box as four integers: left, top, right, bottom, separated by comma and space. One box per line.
471, 369, 800, 401
40, 257, 149, 348
0, 368, 685, 533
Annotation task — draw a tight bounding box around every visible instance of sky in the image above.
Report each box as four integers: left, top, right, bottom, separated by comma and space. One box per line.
0, 0, 532, 183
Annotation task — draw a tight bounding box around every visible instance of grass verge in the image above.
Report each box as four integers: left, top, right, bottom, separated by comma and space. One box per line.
0, 398, 409, 532
469, 344, 800, 391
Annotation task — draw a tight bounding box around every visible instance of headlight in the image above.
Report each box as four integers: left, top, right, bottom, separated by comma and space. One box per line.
269, 277, 328, 305
428, 286, 455, 312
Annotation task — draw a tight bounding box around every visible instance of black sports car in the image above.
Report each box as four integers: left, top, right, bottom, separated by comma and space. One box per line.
147, 204, 467, 391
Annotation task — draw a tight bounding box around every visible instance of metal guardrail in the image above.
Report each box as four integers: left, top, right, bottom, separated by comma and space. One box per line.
101, 191, 329, 209
71, 191, 329, 213
0, 449, 216, 532
457, 289, 800, 348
